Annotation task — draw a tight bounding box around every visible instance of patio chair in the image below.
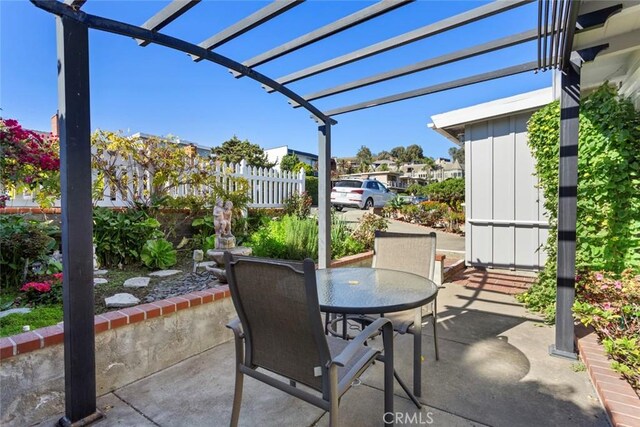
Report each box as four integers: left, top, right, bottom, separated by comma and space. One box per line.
372, 231, 439, 395
224, 253, 395, 427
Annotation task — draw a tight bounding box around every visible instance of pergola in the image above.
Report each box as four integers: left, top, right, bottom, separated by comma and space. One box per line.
28, 0, 631, 424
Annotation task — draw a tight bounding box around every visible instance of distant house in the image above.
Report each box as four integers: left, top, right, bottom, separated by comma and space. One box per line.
429, 158, 464, 182
265, 145, 318, 171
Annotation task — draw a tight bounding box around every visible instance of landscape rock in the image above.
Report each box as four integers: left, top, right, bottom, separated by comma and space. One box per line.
205, 267, 228, 284
123, 277, 150, 288
105, 293, 140, 308
0, 308, 32, 319
148, 270, 182, 277
94, 270, 108, 276
207, 246, 252, 265
94, 278, 108, 286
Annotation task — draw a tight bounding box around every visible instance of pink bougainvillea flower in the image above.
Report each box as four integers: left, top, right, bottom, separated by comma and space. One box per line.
52, 273, 63, 281
575, 274, 581, 282
595, 273, 604, 281
600, 284, 608, 290
614, 281, 622, 290
603, 302, 611, 310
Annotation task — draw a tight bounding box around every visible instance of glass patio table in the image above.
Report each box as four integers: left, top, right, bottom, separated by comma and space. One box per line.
316, 267, 438, 407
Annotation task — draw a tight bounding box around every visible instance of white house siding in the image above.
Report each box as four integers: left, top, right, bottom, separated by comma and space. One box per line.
465, 111, 549, 271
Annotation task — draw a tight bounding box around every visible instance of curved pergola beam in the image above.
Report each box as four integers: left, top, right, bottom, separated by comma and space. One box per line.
31, 0, 336, 125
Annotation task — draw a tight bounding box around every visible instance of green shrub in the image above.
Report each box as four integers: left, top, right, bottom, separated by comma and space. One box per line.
425, 178, 464, 209
573, 270, 639, 390
93, 208, 163, 267
141, 238, 177, 269
0, 215, 58, 289
351, 213, 388, 250
283, 192, 312, 219
246, 214, 364, 261
518, 84, 640, 322
305, 176, 318, 206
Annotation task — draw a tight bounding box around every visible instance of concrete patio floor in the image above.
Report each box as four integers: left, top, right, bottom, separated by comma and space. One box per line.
37, 271, 608, 427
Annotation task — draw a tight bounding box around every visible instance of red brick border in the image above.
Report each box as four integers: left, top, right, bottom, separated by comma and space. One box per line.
0, 285, 230, 361
575, 324, 640, 426
329, 251, 374, 268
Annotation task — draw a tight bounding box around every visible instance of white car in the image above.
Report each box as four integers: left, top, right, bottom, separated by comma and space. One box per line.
331, 179, 395, 211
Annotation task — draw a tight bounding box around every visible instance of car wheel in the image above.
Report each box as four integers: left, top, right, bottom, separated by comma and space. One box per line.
334, 206, 343, 212
363, 198, 374, 210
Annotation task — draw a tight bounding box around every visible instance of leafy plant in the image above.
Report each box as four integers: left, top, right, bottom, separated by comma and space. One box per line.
518, 84, 640, 322
93, 208, 163, 267
573, 270, 640, 390
19, 273, 63, 306
424, 178, 464, 209
141, 238, 177, 269
351, 213, 389, 250
283, 192, 312, 219
246, 214, 363, 261
0, 215, 58, 289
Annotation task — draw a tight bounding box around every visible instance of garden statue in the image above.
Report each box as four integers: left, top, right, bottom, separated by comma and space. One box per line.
205, 198, 251, 275
213, 198, 236, 249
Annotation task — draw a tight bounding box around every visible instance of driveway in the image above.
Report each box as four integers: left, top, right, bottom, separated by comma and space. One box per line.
316, 207, 465, 256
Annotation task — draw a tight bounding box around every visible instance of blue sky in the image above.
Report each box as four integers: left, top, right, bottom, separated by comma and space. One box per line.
1, 0, 551, 159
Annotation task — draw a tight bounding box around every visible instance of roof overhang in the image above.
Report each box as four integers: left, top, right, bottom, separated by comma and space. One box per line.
428, 87, 556, 145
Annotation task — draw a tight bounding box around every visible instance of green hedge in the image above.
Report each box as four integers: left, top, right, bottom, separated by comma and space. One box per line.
517, 84, 640, 322
306, 176, 318, 206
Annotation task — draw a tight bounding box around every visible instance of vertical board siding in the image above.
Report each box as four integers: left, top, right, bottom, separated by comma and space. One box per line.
466, 111, 549, 271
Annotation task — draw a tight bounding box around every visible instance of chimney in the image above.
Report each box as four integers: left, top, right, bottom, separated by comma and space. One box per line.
50, 113, 59, 136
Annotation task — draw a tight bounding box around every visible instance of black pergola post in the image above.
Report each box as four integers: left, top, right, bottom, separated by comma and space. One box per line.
318, 121, 332, 269
56, 16, 102, 426
550, 64, 580, 359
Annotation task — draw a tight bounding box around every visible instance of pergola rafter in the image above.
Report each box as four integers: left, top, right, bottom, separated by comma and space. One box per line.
27, 0, 629, 425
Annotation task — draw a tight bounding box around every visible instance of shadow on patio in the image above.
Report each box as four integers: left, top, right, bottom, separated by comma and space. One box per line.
37, 270, 608, 427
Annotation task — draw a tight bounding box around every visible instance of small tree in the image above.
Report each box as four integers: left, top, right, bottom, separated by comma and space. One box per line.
212, 135, 274, 168
356, 145, 373, 171
280, 153, 300, 172
449, 146, 465, 165
0, 118, 60, 208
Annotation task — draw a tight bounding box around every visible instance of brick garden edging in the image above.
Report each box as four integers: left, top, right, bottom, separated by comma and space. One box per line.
0, 286, 230, 360
575, 323, 640, 426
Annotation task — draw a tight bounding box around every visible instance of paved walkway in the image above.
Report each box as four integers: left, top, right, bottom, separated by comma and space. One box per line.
334, 207, 466, 255
37, 270, 607, 427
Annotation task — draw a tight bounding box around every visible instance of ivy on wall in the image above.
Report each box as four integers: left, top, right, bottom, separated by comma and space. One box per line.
517, 84, 640, 322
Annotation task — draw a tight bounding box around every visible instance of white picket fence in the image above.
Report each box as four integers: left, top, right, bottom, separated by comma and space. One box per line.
6, 159, 306, 209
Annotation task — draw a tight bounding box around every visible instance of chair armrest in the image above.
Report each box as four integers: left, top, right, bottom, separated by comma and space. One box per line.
226, 317, 244, 339
330, 317, 392, 367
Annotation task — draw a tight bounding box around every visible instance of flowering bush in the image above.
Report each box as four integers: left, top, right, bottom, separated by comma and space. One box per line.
20, 273, 63, 306
350, 213, 388, 250
0, 118, 60, 207
283, 191, 312, 219
573, 270, 640, 390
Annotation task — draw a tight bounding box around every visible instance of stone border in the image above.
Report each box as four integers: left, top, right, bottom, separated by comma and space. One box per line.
0, 286, 230, 361
575, 324, 640, 426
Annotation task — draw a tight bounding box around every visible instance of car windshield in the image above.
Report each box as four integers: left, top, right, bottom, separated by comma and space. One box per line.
335, 180, 362, 188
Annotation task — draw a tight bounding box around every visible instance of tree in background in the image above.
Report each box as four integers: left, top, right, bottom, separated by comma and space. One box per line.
295, 162, 314, 176
390, 146, 406, 162
356, 145, 373, 172
380, 163, 389, 171
376, 150, 392, 160
449, 146, 465, 165
212, 135, 274, 168
279, 153, 300, 172
405, 144, 424, 162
